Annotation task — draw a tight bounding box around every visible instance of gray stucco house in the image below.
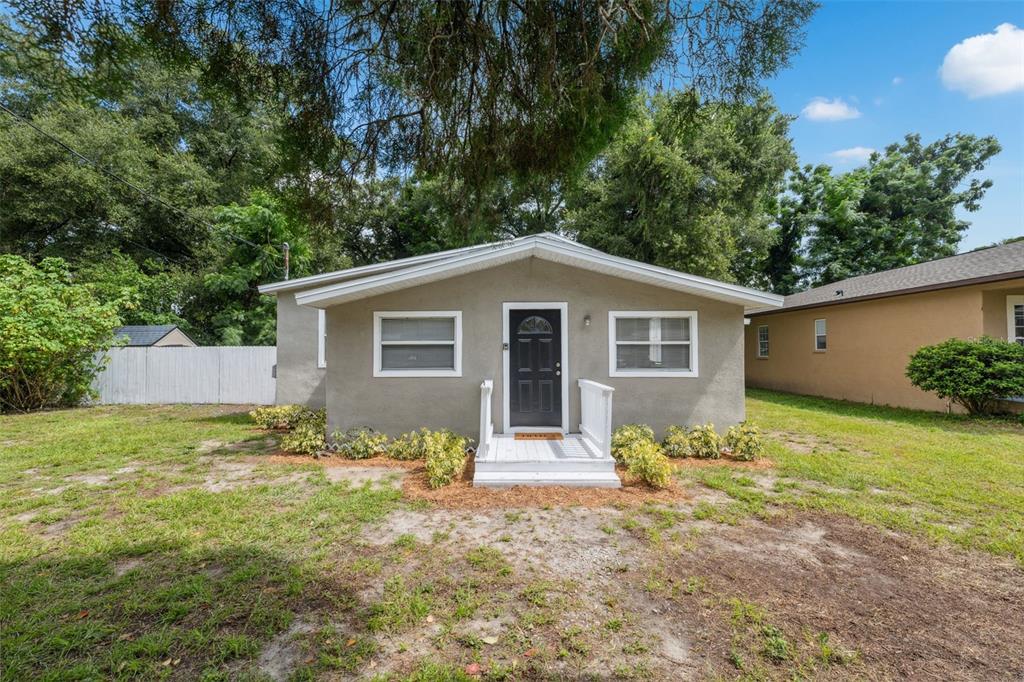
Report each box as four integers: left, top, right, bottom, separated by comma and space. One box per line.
259, 233, 781, 486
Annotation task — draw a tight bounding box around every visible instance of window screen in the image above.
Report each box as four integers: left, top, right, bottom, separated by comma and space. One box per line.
814, 319, 827, 351
610, 313, 694, 375
376, 313, 460, 373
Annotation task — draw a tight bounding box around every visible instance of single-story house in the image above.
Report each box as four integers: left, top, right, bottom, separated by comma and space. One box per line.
745, 239, 1024, 413
114, 324, 197, 347
259, 233, 782, 486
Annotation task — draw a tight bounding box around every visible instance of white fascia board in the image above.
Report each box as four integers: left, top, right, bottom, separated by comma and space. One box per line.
256, 239, 511, 295
295, 234, 782, 310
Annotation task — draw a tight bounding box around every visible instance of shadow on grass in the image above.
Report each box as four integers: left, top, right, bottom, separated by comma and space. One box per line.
1, 540, 367, 680
747, 388, 1023, 436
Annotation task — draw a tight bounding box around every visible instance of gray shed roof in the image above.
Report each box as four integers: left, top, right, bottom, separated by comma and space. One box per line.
114, 325, 187, 346
752, 239, 1024, 315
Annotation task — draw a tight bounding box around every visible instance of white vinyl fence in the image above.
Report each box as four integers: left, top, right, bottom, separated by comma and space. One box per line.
91, 347, 276, 405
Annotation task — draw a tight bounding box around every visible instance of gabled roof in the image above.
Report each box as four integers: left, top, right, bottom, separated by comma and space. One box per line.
750, 239, 1024, 316
114, 325, 193, 346
259, 233, 782, 311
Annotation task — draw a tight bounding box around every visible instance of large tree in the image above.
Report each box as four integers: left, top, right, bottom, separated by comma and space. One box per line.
564, 90, 796, 284
788, 133, 1001, 287
7, 1, 817, 194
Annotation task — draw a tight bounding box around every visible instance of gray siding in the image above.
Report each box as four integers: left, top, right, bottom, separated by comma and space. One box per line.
323, 258, 745, 439
274, 292, 327, 408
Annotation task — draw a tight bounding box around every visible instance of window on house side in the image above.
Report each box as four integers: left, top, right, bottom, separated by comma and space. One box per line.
317, 309, 326, 368
814, 318, 827, 351
608, 311, 697, 377
374, 311, 462, 377
1009, 296, 1024, 346
757, 325, 769, 358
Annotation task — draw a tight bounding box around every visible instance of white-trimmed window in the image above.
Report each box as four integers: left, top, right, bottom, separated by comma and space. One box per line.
608, 311, 697, 377
317, 309, 327, 368
814, 318, 827, 351
757, 325, 769, 358
373, 311, 462, 377
1009, 295, 1024, 345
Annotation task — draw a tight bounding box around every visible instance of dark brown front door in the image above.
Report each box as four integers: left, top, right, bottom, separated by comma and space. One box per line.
508, 308, 562, 428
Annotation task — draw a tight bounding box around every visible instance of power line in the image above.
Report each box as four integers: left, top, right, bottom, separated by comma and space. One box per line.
0, 100, 272, 254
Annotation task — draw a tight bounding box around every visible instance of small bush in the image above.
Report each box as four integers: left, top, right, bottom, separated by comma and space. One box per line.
661, 425, 692, 458
422, 429, 470, 488
687, 423, 722, 459
250, 405, 307, 430
280, 409, 326, 456
611, 424, 656, 465
906, 336, 1024, 415
389, 428, 436, 461
331, 427, 389, 459
622, 439, 673, 489
724, 422, 764, 461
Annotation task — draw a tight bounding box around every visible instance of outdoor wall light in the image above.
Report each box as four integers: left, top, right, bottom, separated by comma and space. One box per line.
584, 314, 591, 327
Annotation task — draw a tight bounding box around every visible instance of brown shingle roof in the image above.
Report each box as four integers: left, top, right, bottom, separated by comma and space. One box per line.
752, 239, 1024, 315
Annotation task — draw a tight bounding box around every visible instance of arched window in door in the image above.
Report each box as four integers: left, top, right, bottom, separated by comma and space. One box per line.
518, 315, 553, 334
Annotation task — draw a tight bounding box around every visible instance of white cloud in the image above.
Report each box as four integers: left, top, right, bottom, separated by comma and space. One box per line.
801, 97, 862, 121
892, 76, 903, 86
830, 146, 876, 164
940, 23, 1024, 98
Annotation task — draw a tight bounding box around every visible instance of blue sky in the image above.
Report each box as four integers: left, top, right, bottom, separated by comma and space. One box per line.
763, 1, 1024, 250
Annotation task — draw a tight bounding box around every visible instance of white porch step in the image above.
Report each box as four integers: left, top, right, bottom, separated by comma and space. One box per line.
474, 458, 615, 474
473, 469, 622, 488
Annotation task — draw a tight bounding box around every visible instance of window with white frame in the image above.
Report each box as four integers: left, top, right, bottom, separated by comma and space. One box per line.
757, 325, 769, 358
1009, 296, 1024, 346
814, 318, 827, 351
609, 311, 697, 377
373, 311, 462, 377
317, 309, 327, 368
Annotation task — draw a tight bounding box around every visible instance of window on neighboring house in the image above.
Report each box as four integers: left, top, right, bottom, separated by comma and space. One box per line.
814, 318, 827, 351
373, 311, 462, 377
757, 325, 769, 358
608, 311, 697, 377
317, 309, 327, 368
1009, 296, 1024, 346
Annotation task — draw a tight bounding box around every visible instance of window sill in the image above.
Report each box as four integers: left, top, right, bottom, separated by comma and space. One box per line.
609, 369, 698, 378
373, 369, 462, 378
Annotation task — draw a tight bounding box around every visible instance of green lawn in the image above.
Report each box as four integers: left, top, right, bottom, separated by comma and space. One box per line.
737, 390, 1024, 563
1, 395, 1022, 680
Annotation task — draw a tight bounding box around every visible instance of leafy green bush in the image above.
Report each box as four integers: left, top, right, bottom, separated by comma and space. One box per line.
687, 423, 722, 459
249, 405, 308, 430
610, 424, 656, 465
724, 422, 764, 461
661, 425, 692, 458
280, 409, 326, 456
622, 439, 673, 489
0, 255, 122, 412
422, 430, 470, 488
389, 428, 437, 461
906, 337, 1024, 415
331, 427, 389, 459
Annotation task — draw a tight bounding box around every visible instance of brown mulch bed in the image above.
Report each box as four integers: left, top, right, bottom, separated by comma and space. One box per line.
670, 456, 775, 470
400, 458, 689, 510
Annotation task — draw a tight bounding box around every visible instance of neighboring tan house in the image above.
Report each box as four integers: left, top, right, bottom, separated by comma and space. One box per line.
259, 233, 782, 486
745, 239, 1024, 413
114, 325, 197, 348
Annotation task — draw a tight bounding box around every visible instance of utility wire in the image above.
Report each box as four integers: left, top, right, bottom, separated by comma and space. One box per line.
0, 100, 273, 254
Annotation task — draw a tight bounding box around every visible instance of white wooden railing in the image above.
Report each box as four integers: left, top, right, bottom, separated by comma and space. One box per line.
578, 379, 615, 459
478, 380, 494, 459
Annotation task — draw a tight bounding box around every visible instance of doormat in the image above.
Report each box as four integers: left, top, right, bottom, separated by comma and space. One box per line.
514, 432, 564, 441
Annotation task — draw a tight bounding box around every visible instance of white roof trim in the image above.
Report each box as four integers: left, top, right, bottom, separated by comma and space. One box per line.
293, 234, 782, 310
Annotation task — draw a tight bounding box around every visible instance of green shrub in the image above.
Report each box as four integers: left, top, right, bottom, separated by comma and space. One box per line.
661, 425, 692, 458
906, 337, 1024, 415
622, 439, 673, 489
331, 427, 389, 459
250, 404, 307, 430
280, 409, 326, 456
724, 422, 764, 461
389, 428, 441, 461
611, 424, 656, 465
687, 423, 722, 459
422, 430, 470, 488
0, 255, 122, 412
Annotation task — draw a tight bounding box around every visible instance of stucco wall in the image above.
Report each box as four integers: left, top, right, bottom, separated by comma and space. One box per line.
744, 279, 1024, 412
274, 291, 326, 408
323, 257, 746, 438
